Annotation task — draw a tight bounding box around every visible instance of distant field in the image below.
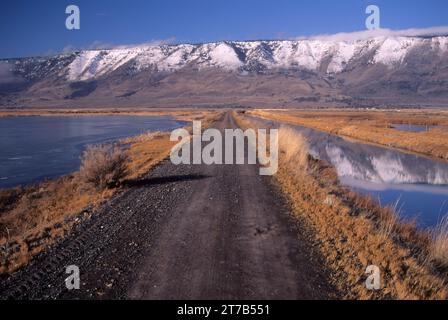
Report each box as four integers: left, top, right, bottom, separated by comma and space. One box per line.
250, 108, 448, 162
0, 108, 217, 122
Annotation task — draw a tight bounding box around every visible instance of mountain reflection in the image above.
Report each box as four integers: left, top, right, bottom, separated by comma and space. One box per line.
305, 132, 448, 186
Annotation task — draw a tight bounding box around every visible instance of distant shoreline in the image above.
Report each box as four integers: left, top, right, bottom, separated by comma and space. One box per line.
0, 108, 210, 121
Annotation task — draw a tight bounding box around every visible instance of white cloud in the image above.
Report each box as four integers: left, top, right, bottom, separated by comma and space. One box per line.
62, 44, 80, 53
112, 37, 177, 49
296, 26, 448, 42
0, 62, 25, 84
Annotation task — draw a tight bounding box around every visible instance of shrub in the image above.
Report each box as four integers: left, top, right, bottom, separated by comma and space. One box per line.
79, 144, 129, 189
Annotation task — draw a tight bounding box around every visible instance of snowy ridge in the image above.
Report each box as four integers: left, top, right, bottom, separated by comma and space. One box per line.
64, 36, 448, 81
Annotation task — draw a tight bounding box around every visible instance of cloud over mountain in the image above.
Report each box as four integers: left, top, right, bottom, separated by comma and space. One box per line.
298, 26, 448, 42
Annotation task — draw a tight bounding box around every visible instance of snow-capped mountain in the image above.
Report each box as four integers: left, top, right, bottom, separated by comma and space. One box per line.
64, 37, 448, 80
1, 36, 448, 108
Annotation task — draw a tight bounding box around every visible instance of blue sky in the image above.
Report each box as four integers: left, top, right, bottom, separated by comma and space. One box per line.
0, 0, 447, 58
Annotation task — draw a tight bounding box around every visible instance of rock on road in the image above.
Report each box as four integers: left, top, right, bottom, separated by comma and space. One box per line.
1, 112, 336, 300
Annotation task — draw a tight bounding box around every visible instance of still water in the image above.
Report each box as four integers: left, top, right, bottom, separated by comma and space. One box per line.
392, 124, 435, 133
253, 117, 448, 228
0, 116, 187, 189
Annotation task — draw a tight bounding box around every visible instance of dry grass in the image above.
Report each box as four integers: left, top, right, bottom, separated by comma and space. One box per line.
120, 131, 164, 144
0, 174, 110, 273
377, 200, 402, 242
235, 111, 448, 300
250, 109, 448, 161
0, 109, 224, 273
125, 133, 177, 180
278, 126, 309, 168
430, 216, 448, 270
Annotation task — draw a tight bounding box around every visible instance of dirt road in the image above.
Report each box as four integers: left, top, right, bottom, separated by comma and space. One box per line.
1, 112, 336, 300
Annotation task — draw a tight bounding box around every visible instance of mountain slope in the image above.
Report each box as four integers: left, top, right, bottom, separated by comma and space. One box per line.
1, 36, 448, 108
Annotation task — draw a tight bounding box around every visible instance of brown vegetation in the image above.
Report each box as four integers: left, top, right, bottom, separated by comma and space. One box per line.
277, 126, 309, 168
430, 216, 448, 270
249, 109, 448, 161
234, 111, 448, 299
79, 144, 129, 189
0, 175, 112, 273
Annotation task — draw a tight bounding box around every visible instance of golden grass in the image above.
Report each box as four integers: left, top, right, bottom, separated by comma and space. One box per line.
120, 131, 164, 144
235, 111, 448, 300
0, 109, 223, 274
430, 216, 448, 270
0, 174, 112, 273
250, 109, 448, 161
277, 126, 309, 168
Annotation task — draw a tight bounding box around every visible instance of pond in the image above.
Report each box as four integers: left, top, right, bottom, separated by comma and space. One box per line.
392, 123, 436, 133
0, 115, 187, 189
